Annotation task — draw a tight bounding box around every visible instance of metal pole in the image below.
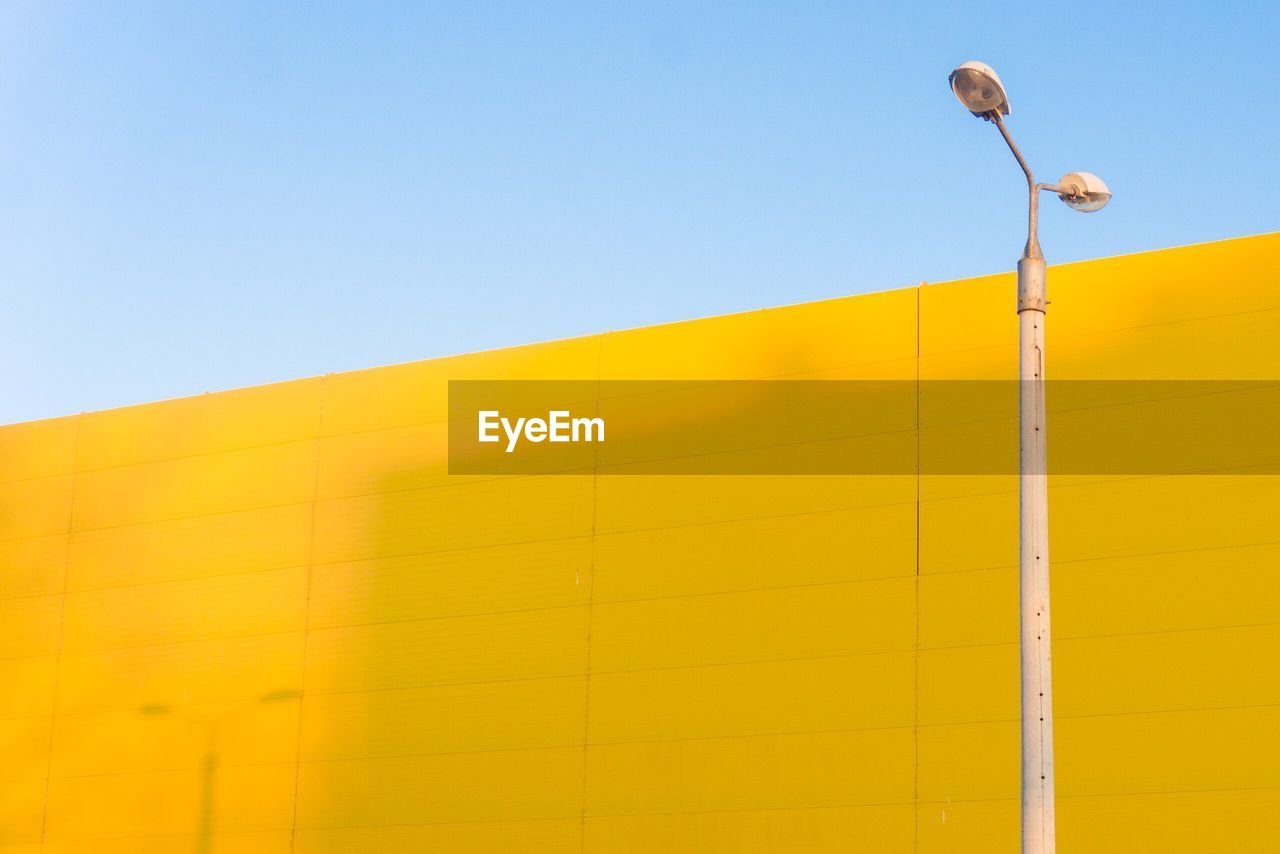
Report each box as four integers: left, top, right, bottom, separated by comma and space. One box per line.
994, 112, 1057, 854
1018, 254, 1055, 854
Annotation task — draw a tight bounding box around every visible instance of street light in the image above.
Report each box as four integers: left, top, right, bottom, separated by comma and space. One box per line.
948, 60, 1111, 854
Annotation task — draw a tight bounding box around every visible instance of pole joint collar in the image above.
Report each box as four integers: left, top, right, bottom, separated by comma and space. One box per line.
1017, 256, 1048, 313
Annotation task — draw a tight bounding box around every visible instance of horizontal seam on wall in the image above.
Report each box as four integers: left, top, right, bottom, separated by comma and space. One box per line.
5, 527, 1276, 607
32, 698, 1280, 782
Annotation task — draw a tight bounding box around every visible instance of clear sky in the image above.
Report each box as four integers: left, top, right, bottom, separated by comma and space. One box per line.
1, 1, 1276, 423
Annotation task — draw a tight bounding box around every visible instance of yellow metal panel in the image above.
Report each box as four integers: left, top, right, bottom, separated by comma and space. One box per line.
302, 605, 590, 694
0, 475, 74, 542
600, 286, 917, 381
918, 567, 1017, 650
292, 820, 582, 854
320, 335, 602, 436
921, 474, 1280, 578
0, 593, 62, 658
1055, 307, 1280, 379
921, 551, 1280, 673
39, 831, 293, 854
43, 762, 297, 842
293, 746, 583, 827
299, 675, 587, 761
55, 632, 305, 716
60, 565, 307, 652
71, 441, 317, 531
584, 804, 916, 853
1058, 706, 1280, 796
589, 577, 915, 674
315, 420, 454, 499
0, 414, 78, 484
1051, 234, 1280, 339
0, 716, 51, 783
310, 475, 595, 565
910, 304, 1014, 379
587, 653, 915, 745
50, 697, 301, 779
918, 644, 1017, 726
919, 345, 1015, 381
1058, 789, 1280, 854
0, 778, 46, 845
919, 487, 1016, 575
1053, 475, 1280, 562
1056, 624, 1280, 717
0, 534, 68, 601
919, 234, 1280, 374
595, 473, 915, 536
0, 656, 58, 718
922, 625, 1280, 728
592, 502, 916, 603
306, 538, 592, 630
921, 542, 1280, 651
66, 503, 313, 592
1055, 543, 1280, 637
76, 377, 322, 471
917, 797, 1018, 853
917, 719, 1018, 804
584, 728, 915, 816
921, 694, 1280, 825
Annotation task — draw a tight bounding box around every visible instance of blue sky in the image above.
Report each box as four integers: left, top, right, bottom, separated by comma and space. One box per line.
0, 1, 1275, 423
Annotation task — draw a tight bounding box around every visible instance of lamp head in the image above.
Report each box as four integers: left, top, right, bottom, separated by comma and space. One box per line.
1057, 172, 1111, 212
949, 61, 1010, 117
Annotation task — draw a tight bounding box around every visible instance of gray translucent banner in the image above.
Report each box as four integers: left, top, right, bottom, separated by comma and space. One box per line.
448, 380, 1280, 475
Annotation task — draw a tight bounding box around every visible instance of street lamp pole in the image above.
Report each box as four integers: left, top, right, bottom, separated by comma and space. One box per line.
947, 61, 1111, 854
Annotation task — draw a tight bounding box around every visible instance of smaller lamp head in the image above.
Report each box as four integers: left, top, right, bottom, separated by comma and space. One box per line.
949, 61, 1010, 117
1057, 172, 1111, 212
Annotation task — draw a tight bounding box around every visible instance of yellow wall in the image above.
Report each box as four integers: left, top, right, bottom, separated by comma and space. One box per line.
1, 233, 1277, 852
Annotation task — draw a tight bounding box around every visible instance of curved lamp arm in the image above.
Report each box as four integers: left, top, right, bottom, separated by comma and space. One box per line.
991, 113, 1041, 260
